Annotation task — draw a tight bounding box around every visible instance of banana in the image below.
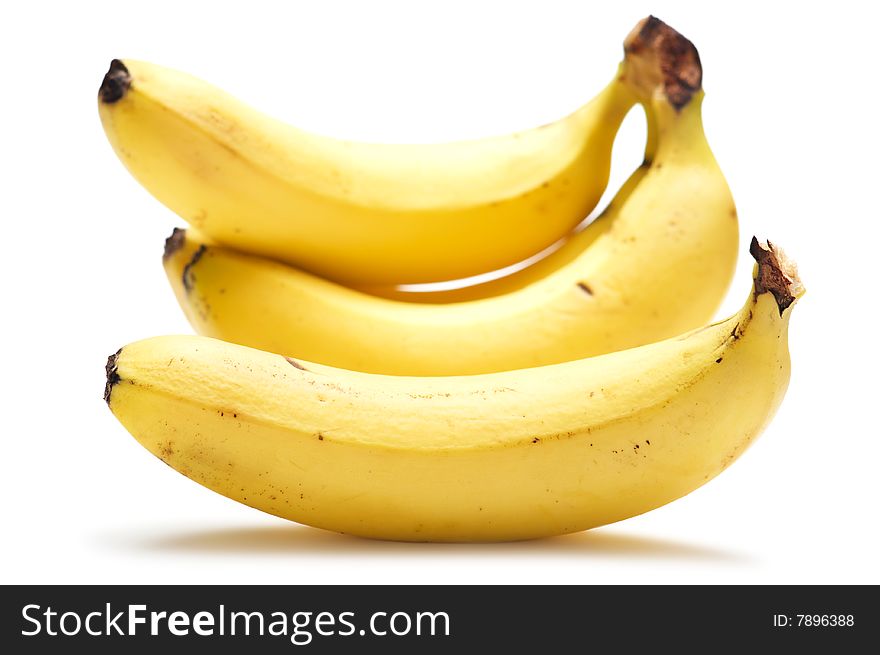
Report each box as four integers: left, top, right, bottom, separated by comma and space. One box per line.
97, 48, 636, 286
359, 159, 653, 303
163, 18, 737, 376
363, 83, 661, 304
106, 239, 803, 542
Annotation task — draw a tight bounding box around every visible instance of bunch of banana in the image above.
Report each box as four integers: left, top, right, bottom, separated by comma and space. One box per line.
100, 16, 802, 541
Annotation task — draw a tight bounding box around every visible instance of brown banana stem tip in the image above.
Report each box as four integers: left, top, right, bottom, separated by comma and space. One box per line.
99, 59, 131, 103
104, 349, 122, 404
163, 228, 187, 261
623, 16, 702, 109
750, 237, 805, 316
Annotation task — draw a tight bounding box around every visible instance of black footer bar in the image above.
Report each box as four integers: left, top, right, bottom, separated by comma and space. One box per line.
1, 585, 873, 652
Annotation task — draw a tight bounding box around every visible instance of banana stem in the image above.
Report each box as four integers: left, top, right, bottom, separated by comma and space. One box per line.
621, 16, 702, 111
642, 103, 659, 165
649, 90, 707, 160
750, 238, 806, 315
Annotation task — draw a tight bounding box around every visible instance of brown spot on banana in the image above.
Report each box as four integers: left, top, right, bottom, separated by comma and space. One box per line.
577, 281, 594, 295
158, 441, 175, 461
191, 209, 208, 228
286, 357, 308, 371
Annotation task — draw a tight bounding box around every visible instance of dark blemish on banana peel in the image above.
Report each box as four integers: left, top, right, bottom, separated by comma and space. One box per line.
182, 245, 207, 292
159, 441, 175, 460
577, 282, 593, 295
286, 357, 308, 371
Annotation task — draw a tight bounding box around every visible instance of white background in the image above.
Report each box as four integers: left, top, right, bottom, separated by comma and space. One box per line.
1, 0, 878, 585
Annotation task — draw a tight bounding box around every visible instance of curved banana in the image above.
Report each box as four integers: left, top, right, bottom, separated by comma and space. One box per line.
361, 86, 662, 304
360, 158, 653, 303
98, 51, 636, 286
107, 239, 803, 542
163, 19, 737, 376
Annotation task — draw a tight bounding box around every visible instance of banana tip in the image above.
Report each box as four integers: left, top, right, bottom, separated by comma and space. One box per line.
104, 348, 122, 404
750, 237, 805, 316
99, 59, 131, 104
164, 228, 187, 261
623, 16, 702, 109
